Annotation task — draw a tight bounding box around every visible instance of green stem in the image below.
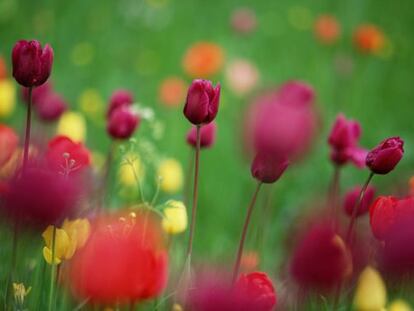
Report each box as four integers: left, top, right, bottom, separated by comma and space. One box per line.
48, 226, 57, 311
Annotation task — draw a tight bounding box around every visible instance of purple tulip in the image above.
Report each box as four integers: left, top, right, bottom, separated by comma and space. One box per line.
251, 153, 289, 184
183, 79, 220, 125
12, 40, 53, 87
366, 137, 404, 174
107, 106, 140, 140
187, 121, 217, 149
343, 185, 376, 217
107, 89, 134, 118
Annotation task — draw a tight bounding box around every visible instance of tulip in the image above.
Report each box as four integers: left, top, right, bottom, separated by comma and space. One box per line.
0, 80, 16, 118
162, 200, 187, 235
12, 40, 53, 87
186, 121, 217, 149
366, 137, 404, 174
157, 158, 183, 194
21, 82, 52, 105
107, 89, 134, 118
0, 124, 18, 167
57, 111, 86, 142
183, 79, 220, 125
343, 185, 376, 217
251, 153, 289, 184
353, 266, 386, 311
45, 135, 91, 175
35, 92, 67, 121
42, 225, 71, 265
276, 80, 315, 108
107, 106, 139, 140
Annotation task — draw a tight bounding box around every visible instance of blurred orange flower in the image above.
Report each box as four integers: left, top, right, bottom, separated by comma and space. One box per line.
314, 15, 341, 44
182, 42, 224, 78
158, 77, 187, 107
353, 24, 385, 54
0, 56, 7, 80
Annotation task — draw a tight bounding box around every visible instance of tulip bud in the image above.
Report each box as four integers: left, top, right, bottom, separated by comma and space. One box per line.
251, 153, 289, 184
106, 107, 139, 140
183, 79, 220, 125
12, 40, 53, 87
186, 121, 217, 149
343, 185, 376, 217
366, 137, 404, 174
353, 266, 386, 311
162, 200, 187, 235
107, 89, 134, 118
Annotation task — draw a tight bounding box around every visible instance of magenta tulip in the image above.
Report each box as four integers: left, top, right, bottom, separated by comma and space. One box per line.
187, 121, 217, 149
366, 137, 404, 174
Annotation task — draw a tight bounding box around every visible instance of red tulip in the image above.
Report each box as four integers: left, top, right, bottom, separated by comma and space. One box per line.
107, 89, 134, 118
251, 153, 289, 184
183, 79, 221, 125
12, 40, 53, 87
46, 135, 91, 174
107, 106, 140, 140
366, 137, 404, 174
69, 211, 168, 305
343, 185, 376, 217
0, 124, 18, 167
186, 121, 217, 149
328, 114, 367, 168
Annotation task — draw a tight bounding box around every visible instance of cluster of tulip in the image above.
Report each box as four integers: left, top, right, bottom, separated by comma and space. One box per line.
0, 37, 412, 311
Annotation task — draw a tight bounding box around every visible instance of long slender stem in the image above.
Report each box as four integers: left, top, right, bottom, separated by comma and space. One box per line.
331, 172, 374, 311
186, 125, 201, 261
22, 87, 33, 171
328, 165, 341, 223
232, 182, 262, 283
48, 226, 57, 311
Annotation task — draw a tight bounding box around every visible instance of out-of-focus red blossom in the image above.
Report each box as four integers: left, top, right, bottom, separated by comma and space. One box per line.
22, 82, 52, 105
46, 135, 91, 174
187, 271, 276, 311
247, 80, 318, 161
182, 42, 224, 78
0, 124, 19, 167
0, 56, 7, 80
366, 137, 404, 174
107, 89, 134, 118
230, 8, 257, 34
328, 114, 367, 168
186, 121, 217, 149
290, 222, 352, 291
251, 153, 289, 184
343, 185, 376, 217
2, 163, 82, 227
369, 196, 414, 240
69, 211, 168, 305
107, 106, 140, 140
183, 79, 221, 125
12, 40, 53, 87
314, 15, 341, 44
353, 24, 385, 54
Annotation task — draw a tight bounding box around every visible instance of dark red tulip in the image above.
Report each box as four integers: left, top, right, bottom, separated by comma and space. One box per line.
343, 185, 376, 217
0, 124, 19, 167
290, 222, 352, 291
366, 137, 404, 174
69, 211, 168, 304
107, 89, 134, 118
107, 107, 139, 140
235, 272, 277, 311
183, 79, 220, 125
251, 153, 289, 184
36, 92, 67, 121
12, 40, 53, 87
186, 121, 217, 149
328, 114, 367, 168
46, 135, 91, 174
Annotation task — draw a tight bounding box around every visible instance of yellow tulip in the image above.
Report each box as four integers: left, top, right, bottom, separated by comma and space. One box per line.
354, 266, 387, 311
13, 282, 31, 305
42, 226, 71, 265
62, 218, 91, 257
389, 300, 412, 311
162, 200, 187, 234
0, 79, 16, 118
57, 111, 86, 142
119, 153, 145, 187
157, 158, 183, 194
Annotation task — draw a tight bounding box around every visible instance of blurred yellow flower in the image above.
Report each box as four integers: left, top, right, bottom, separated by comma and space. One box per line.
13, 282, 31, 305
354, 266, 387, 311
157, 158, 183, 194
78, 88, 104, 121
62, 218, 91, 257
172, 303, 184, 311
57, 111, 86, 142
119, 153, 145, 187
162, 200, 187, 234
389, 300, 412, 311
0, 79, 16, 118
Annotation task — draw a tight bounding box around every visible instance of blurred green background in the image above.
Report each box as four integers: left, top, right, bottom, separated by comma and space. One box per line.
1, 0, 414, 308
